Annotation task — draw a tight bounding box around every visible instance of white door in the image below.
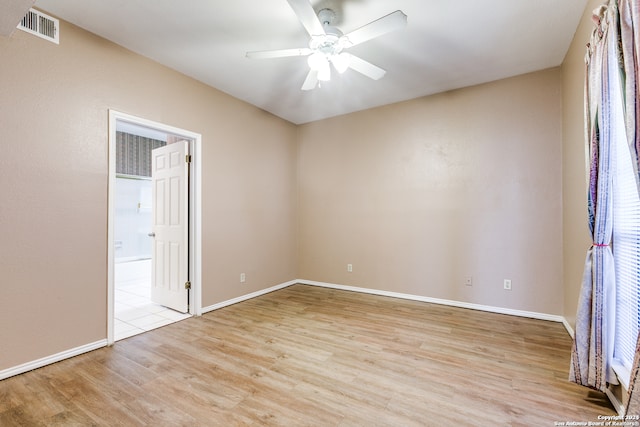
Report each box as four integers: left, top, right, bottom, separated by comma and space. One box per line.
150, 140, 190, 313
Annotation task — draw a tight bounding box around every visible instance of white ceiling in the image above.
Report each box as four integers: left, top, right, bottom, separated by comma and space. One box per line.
33, 0, 588, 124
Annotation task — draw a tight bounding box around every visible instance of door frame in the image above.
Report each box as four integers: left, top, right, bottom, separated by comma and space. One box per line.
107, 110, 202, 345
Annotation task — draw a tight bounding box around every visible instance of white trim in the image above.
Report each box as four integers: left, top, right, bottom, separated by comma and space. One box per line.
0, 340, 107, 381
562, 318, 575, 339
297, 280, 567, 324
107, 110, 202, 345
107, 112, 117, 345
201, 280, 298, 314
203, 279, 569, 325
612, 359, 632, 390
192, 138, 202, 316
0, 280, 576, 381
605, 386, 626, 416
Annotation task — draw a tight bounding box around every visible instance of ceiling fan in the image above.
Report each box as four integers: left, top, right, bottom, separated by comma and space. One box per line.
246, 0, 407, 91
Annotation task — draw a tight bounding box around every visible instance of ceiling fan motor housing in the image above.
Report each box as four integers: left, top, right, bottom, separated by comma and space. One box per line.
317, 8, 336, 26
309, 9, 347, 56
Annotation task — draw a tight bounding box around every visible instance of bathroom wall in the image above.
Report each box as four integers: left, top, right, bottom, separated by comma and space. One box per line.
114, 177, 153, 261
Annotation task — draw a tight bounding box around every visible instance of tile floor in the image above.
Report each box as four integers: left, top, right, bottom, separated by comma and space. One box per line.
115, 267, 191, 341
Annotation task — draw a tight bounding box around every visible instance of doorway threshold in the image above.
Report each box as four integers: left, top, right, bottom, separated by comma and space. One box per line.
115, 277, 191, 340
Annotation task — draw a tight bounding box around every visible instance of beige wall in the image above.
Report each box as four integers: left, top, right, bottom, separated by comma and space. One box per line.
298, 68, 563, 314
1, 1, 598, 373
0, 21, 297, 370
561, 0, 601, 331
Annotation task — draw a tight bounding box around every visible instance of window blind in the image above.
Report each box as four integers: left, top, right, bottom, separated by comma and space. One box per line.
612, 124, 640, 386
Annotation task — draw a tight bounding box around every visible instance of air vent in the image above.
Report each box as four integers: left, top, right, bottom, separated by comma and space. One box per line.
17, 8, 59, 44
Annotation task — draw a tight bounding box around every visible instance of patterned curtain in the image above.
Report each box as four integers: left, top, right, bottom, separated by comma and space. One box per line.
620, 0, 640, 417
116, 132, 167, 177
569, 1, 619, 392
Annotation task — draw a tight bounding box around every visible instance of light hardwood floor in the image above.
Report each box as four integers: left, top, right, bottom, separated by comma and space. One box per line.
0, 284, 615, 426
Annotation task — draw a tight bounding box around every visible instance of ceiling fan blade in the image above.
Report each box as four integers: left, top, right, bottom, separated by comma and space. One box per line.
342, 10, 407, 47
301, 69, 319, 91
347, 54, 386, 80
246, 48, 312, 59
286, 0, 325, 36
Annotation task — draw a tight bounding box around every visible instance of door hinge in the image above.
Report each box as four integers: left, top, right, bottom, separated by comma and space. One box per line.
185, 281, 191, 290
185, 154, 192, 163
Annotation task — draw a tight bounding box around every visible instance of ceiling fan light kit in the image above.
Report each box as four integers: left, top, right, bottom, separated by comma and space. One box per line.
331, 53, 351, 74
246, 0, 407, 91
307, 52, 331, 81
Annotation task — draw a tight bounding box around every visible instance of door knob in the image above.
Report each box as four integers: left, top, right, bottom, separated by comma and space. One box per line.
148, 232, 156, 237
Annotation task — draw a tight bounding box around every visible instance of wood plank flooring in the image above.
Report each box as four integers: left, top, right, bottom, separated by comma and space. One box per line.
0, 284, 615, 426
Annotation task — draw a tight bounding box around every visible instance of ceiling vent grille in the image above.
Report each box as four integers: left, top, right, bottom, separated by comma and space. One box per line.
17, 8, 59, 44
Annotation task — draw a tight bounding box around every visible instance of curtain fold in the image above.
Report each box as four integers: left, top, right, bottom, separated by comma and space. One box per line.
570, 1, 618, 392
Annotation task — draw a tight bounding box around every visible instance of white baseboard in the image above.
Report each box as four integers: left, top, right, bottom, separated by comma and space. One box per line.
203, 278, 571, 330
201, 280, 298, 314
1, 280, 297, 382
605, 387, 626, 416
562, 318, 575, 339
297, 279, 568, 325
0, 340, 108, 381
2, 279, 573, 382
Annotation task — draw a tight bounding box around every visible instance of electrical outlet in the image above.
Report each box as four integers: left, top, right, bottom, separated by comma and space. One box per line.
504, 279, 512, 290
240, 273, 246, 283
465, 277, 472, 286
347, 264, 353, 273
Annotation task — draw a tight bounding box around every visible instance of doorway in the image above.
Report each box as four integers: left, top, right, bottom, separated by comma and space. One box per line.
107, 111, 202, 344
